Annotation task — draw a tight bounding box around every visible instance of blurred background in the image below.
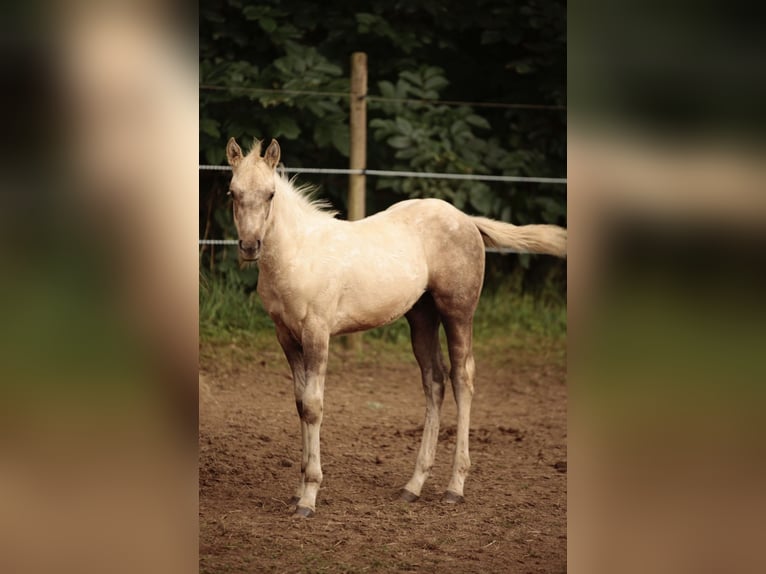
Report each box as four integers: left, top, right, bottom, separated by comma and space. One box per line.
0, 2, 197, 574
569, 1, 766, 573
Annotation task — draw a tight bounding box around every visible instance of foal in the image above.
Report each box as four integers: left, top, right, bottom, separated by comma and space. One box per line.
226, 137, 566, 517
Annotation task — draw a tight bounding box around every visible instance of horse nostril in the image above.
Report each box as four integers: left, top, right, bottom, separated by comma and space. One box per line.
238, 240, 261, 254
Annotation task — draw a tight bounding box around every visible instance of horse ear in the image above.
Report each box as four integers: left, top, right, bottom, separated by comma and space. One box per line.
226, 137, 243, 168
264, 139, 281, 169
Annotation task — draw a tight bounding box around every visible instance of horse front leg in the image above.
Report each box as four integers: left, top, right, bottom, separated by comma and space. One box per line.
274, 324, 308, 504
293, 327, 329, 517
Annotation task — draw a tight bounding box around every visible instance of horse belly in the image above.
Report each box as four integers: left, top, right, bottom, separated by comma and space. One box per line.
331, 261, 427, 335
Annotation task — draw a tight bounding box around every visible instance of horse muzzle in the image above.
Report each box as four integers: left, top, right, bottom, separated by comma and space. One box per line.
238, 239, 262, 261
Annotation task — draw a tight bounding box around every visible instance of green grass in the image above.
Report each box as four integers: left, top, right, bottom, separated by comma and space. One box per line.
199, 273, 566, 351
199, 274, 275, 342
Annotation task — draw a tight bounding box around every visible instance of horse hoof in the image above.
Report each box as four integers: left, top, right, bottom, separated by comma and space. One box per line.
293, 506, 314, 518
399, 489, 420, 503
288, 496, 301, 505
442, 491, 465, 504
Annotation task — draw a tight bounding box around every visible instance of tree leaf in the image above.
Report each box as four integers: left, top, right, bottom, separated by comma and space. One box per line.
330, 124, 349, 157
465, 114, 491, 130
377, 81, 396, 99
260, 18, 277, 33
395, 117, 413, 135
399, 70, 423, 87
270, 116, 301, 139
424, 75, 449, 92
387, 135, 410, 149
469, 185, 494, 215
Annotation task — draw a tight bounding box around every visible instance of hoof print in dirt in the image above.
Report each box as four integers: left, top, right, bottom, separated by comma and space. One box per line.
442, 491, 465, 504
293, 506, 314, 518
399, 489, 420, 503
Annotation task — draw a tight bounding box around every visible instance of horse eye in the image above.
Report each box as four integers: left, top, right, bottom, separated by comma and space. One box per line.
268, 192, 275, 201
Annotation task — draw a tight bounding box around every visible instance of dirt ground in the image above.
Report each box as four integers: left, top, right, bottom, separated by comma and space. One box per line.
200, 335, 566, 573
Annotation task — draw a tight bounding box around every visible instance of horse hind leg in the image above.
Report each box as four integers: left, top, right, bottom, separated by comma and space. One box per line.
441, 313, 477, 504
400, 293, 447, 502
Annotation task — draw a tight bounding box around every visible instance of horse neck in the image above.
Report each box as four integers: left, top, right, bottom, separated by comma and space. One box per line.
259, 178, 327, 272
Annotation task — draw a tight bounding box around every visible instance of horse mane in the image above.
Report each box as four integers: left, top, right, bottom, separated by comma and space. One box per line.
246, 139, 263, 158
275, 171, 339, 219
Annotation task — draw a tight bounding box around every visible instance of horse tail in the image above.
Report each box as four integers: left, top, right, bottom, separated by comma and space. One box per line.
471, 217, 567, 258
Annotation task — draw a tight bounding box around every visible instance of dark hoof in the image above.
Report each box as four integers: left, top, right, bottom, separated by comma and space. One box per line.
399, 488, 420, 503
288, 496, 301, 505
442, 491, 465, 504
293, 506, 314, 518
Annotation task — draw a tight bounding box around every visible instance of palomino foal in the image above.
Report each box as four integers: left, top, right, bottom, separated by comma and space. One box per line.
226, 137, 566, 517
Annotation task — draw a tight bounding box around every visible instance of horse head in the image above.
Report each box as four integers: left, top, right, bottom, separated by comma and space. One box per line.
226, 137, 281, 261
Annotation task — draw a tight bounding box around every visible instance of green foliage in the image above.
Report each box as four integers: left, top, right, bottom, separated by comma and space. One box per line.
201, 2, 349, 165
368, 66, 565, 225
370, 66, 490, 211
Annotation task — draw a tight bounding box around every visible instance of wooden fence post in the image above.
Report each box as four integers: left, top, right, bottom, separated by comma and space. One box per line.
348, 52, 367, 224
345, 52, 367, 353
